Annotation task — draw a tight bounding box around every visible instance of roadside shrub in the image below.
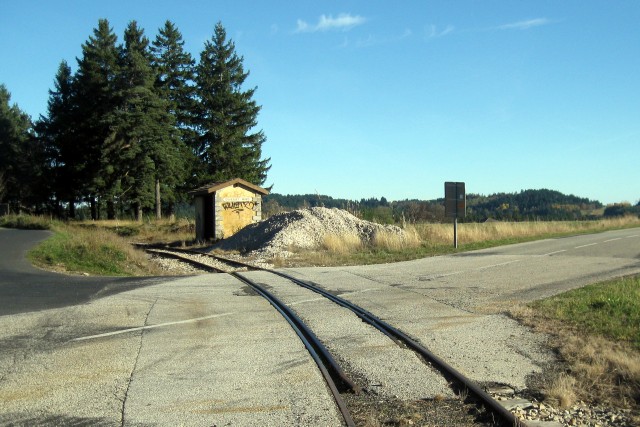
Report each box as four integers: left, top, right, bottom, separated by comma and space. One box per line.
0, 214, 53, 230
114, 226, 140, 237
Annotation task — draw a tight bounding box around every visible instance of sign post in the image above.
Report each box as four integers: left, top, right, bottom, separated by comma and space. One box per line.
445, 182, 466, 248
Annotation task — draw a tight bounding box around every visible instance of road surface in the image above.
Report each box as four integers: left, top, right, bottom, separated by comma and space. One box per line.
0, 226, 638, 426
0, 228, 169, 316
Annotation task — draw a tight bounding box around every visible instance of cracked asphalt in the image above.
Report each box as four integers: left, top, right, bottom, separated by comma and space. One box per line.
0, 227, 638, 426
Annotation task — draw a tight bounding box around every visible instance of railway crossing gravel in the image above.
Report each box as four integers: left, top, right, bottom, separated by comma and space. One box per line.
211, 207, 406, 258
248, 270, 455, 400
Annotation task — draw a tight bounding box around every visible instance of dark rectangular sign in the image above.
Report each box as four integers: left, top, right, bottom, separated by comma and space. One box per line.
445, 182, 466, 218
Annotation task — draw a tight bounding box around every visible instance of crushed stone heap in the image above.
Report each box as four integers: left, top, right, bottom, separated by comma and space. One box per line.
209, 207, 404, 258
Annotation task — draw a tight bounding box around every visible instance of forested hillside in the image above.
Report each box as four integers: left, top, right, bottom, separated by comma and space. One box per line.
263, 189, 627, 223
465, 189, 603, 221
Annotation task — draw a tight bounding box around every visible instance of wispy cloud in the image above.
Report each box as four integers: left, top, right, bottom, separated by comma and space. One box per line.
426, 24, 455, 39
295, 13, 367, 33
496, 18, 551, 30
354, 28, 412, 48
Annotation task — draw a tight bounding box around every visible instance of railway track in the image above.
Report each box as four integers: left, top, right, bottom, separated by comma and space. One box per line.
141, 245, 527, 427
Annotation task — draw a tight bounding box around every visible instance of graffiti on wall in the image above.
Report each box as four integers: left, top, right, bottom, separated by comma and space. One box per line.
221, 197, 257, 214
222, 201, 256, 213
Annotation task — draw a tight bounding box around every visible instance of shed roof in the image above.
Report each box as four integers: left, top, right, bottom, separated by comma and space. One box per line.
188, 178, 270, 197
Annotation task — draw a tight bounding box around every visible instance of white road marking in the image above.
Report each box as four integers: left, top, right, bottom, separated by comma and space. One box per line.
603, 238, 622, 243
71, 312, 236, 342
574, 243, 598, 249
542, 250, 567, 256
478, 260, 522, 270
626, 235, 639, 238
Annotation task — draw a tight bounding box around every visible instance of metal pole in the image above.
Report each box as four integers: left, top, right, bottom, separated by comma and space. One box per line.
454, 217, 458, 249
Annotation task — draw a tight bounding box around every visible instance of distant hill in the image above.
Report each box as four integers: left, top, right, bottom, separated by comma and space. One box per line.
263, 189, 605, 223
464, 189, 602, 221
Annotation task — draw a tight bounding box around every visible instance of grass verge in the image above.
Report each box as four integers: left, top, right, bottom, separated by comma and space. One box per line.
75, 218, 195, 244
0, 214, 55, 230
1, 215, 195, 276
511, 275, 640, 416
27, 224, 166, 276
279, 216, 640, 267
530, 275, 640, 348
3, 214, 638, 274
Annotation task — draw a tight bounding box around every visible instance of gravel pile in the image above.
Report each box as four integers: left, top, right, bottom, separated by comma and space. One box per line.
210, 207, 405, 258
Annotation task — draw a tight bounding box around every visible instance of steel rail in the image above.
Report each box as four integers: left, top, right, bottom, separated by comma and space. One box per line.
140, 244, 252, 270
266, 269, 528, 427
142, 245, 527, 426
142, 248, 357, 427
144, 248, 227, 273
201, 251, 526, 427
230, 272, 357, 427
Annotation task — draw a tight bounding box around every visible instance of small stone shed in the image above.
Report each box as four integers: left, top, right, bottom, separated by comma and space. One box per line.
189, 178, 269, 241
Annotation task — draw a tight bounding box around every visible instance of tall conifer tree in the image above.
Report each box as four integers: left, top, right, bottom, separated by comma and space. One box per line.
74, 19, 120, 219
36, 60, 79, 216
0, 85, 43, 209
194, 22, 270, 186
151, 21, 196, 214
113, 21, 183, 220
151, 21, 196, 147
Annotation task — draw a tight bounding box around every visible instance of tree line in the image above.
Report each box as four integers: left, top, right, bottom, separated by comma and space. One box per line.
263, 189, 637, 223
464, 189, 604, 221
0, 19, 270, 220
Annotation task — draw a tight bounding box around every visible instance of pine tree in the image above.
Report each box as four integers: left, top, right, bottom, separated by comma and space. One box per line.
36, 60, 79, 217
112, 21, 183, 220
194, 22, 270, 187
74, 19, 120, 219
151, 21, 196, 146
0, 85, 42, 209
151, 20, 197, 215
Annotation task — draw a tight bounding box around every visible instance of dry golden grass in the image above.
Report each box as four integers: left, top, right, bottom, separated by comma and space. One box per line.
414, 216, 640, 245
511, 304, 640, 412
546, 373, 577, 408
559, 334, 640, 408
322, 233, 363, 253
321, 227, 422, 254
314, 228, 423, 260
373, 227, 422, 251
273, 216, 640, 267
78, 217, 195, 244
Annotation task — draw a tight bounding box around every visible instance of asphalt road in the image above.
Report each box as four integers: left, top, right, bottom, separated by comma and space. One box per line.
292, 227, 640, 313
0, 226, 638, 426
0, 228, 169, 316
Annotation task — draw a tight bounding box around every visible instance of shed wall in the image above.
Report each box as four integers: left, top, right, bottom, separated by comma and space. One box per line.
214, 186, 262, 240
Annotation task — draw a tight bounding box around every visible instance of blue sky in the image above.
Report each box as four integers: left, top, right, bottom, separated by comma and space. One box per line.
1, 1, 638, 204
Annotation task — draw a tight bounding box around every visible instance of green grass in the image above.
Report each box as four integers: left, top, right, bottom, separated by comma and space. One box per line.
529, 275, 640, 349
1, 215, 192, 276
0, 214, 54, 230
27, 224, 163, 276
